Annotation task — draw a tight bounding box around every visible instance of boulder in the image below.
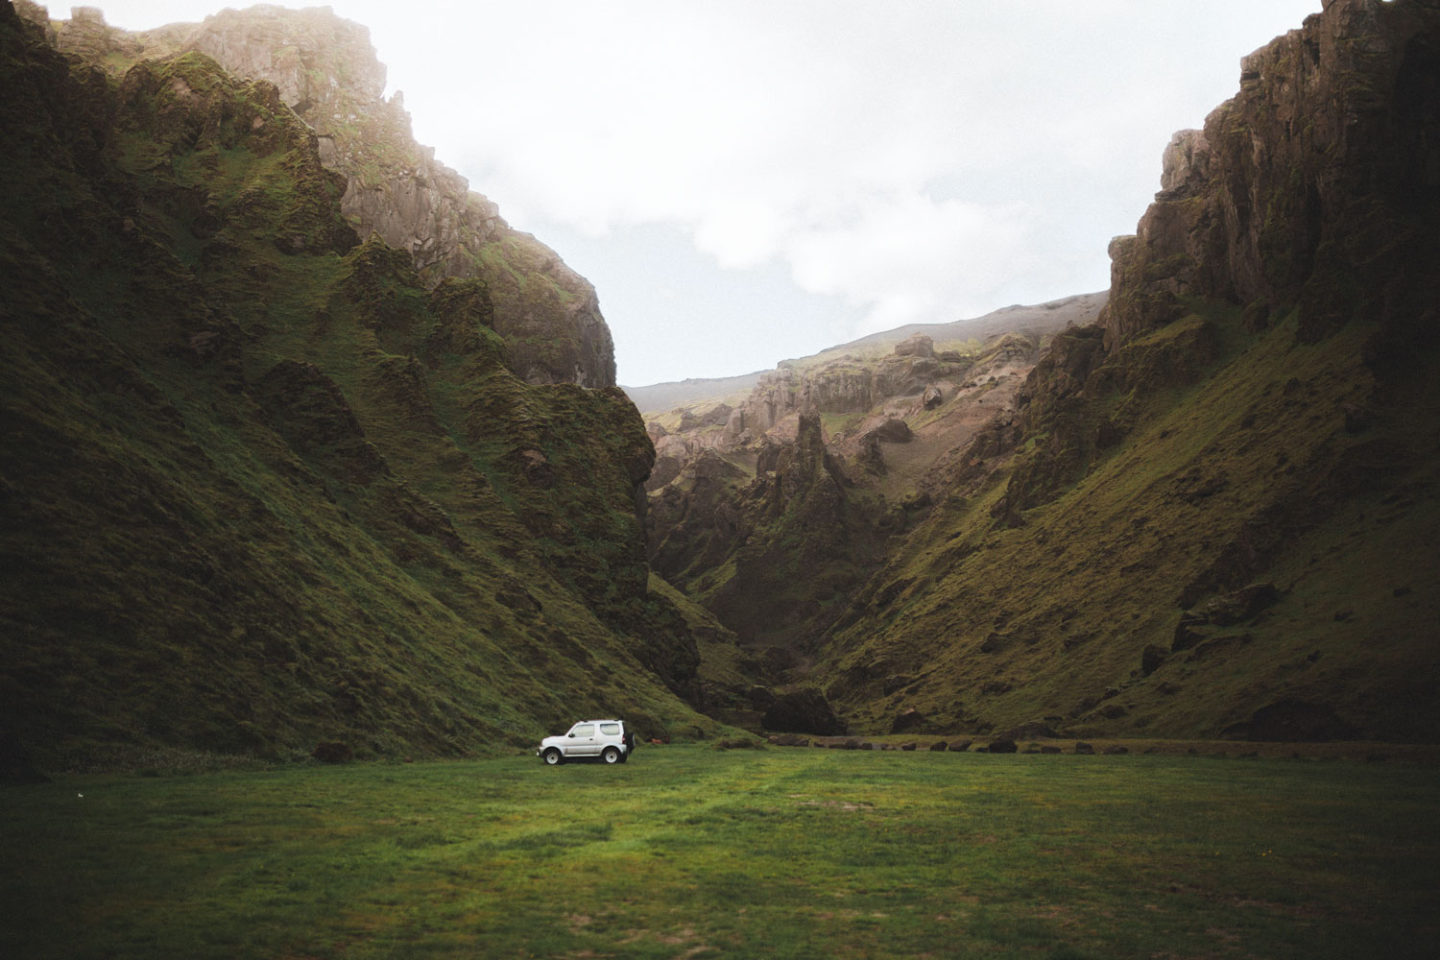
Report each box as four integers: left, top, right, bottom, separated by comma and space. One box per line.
1140, 644, 1168, 676
984, 738, 1018, 754
890, 707, 928, 734
869, 418, 914, 444
1073, 741, 1095, 755
928, 741, 949, 752
894, 334, 934, 358
1222, 699, 1358, 742
1171, 613, 1209, 652
922, 384, 943, 409
1103, 746, 1130, 755
1197, 583, 1280, 626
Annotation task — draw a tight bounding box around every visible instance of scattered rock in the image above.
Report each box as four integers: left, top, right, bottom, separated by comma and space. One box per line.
984, 738, 1018, 754
950, 739, 973, 753
900, 742, 917, 752
1196, 583, 1280, 626
1103, 746, 1130, 755
871, 418, 914, 444
1342, 403, 1373, 434
890, 707, 928, 735
1041, 746, 1062, 754
766, 734, 810, 747
1141, 644, 1168, 676
1073, 742, 1095, 755
894, 334, 934, 358
928, 741, 949, 752
1002, 720, 1059, 740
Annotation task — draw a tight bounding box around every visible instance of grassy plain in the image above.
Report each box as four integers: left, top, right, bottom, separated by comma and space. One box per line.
3, 746, 1437, 959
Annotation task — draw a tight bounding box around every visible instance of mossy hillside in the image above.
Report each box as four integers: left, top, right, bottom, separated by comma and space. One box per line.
664, 418, 895, 662
0, 10, 714, 768
27, 2, 619, 388
820, 302, 1439, 741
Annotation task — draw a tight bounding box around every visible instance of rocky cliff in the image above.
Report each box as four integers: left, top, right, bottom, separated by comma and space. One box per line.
32, 2, 615, 387
0, 0, 708, 770
1102, 0, 1439, 359
641, 298, 1095, 720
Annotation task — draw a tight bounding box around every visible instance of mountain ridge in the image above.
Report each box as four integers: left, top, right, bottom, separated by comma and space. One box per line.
623, 291, 1105, 414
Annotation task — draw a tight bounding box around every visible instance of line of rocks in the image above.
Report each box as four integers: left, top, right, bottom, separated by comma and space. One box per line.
768, 735, 1130, 755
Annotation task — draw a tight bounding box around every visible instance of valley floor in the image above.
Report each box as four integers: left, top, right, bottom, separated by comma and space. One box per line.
3, 747, 1437, 958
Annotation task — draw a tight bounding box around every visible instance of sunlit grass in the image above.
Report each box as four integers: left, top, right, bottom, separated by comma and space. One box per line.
3, 747, 1436, 958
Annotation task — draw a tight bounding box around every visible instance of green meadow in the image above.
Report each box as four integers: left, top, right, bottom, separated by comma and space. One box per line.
2, 747, 1436, 959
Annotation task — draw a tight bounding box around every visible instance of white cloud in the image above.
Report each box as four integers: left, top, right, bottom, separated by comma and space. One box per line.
91, 0, 1324, 382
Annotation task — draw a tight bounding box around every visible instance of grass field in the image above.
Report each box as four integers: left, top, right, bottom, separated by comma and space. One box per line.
2, 746, 1437, 959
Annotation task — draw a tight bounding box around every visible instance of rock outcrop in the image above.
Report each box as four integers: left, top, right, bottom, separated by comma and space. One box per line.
1102, 0, 1440, 362
28, 3, 616, 387
642, 310, 1062, 659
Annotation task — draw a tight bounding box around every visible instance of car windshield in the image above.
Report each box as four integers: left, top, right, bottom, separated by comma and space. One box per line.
571, 724, 595, 737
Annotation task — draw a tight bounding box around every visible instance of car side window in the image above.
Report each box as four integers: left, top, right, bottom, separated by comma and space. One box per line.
600, 723, 620, 736
571, 724, 595, 738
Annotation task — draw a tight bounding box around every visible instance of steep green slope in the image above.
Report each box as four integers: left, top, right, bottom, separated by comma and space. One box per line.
0, 3, 711, 769
823, 303, 1439, 740
815, 0, 1440, 742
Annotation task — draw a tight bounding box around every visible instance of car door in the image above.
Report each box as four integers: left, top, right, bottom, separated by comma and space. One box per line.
566, 723, 598, 757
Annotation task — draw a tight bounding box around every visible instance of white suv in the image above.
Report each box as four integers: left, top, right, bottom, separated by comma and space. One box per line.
537, 719, 634, 765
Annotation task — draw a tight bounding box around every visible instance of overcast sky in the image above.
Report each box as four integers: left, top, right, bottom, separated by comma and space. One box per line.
93, 1, 1320, 385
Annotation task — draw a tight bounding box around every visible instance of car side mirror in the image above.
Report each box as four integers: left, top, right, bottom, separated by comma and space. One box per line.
568, 733, 576, 738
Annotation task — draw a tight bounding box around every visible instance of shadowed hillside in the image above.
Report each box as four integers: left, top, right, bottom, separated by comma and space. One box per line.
0, 1, 716, 769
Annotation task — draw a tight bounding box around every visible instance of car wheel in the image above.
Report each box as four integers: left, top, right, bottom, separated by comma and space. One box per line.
543, 748, 563, 765
601, 746, 621, 764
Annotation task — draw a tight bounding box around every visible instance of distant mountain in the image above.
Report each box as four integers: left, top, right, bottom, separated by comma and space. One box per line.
622, 371, 770, 418
623, 292, 1104, 416
821, 291, 1107, 357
